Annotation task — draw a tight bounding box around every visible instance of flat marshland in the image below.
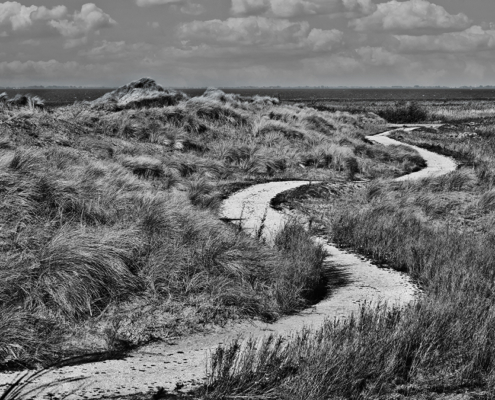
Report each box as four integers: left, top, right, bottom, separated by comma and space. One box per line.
0, 79, 426, 372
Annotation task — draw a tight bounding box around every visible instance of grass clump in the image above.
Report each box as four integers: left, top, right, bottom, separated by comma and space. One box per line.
377, 101, 428, 123
273, 223, 327, 312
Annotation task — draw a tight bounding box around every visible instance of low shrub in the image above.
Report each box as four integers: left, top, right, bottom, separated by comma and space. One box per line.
377, 101, 428, 123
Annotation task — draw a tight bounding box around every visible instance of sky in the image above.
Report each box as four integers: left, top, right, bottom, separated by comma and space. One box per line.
0, 0, 494, 87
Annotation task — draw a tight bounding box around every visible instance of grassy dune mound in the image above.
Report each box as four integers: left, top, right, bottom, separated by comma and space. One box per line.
0, 80, 425, 368
91, 77, 188, 111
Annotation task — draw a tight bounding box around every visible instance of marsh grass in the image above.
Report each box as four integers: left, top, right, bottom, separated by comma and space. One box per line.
204, 298, 495, 400
204, 119, 495, 399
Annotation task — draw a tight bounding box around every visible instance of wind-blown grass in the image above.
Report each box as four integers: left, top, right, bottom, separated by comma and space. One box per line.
204, 120, 495, 399
0, 78, 426, 368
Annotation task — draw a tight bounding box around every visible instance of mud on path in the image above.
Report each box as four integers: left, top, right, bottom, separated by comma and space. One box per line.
0, 125, 456, 399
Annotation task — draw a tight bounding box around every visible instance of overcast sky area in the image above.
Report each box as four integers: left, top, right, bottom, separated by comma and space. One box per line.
0, 0, 494, 87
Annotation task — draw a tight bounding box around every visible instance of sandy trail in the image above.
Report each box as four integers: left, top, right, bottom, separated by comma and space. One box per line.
368, 126, 457, 181
0, 125, 456, 399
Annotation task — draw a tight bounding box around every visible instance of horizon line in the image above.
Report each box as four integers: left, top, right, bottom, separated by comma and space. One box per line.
1, 85, 495, 90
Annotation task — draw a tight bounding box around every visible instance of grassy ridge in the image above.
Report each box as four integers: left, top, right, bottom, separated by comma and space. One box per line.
0, 81, 425, 368
203, 121, 495, 399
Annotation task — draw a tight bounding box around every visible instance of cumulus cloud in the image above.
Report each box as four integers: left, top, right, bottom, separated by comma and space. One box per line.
231, 0, 376, 18
0, 2, 68, 31
31, 5, 68, 21
396, 26, 495, 53
48, 3, 116, 38
350, 0, 472, 35
136, 0, 182, 6
178, 16, 343, 52
0, 2, 115, 47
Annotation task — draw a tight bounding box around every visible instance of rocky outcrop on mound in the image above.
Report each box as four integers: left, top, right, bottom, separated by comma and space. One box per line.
91, 77, 188, 111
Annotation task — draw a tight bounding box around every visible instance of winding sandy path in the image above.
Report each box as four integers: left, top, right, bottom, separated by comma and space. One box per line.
0, 125, 456, 399
369, 126, 457, 181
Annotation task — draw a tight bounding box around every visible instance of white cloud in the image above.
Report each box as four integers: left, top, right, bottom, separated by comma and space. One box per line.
178, 16, 343, 52
231, 0, 376, 18
148, 21, 160, 29
306, 28, 344, 51
396, 26, 495, 53
136, 0, 182, 6
48, 3, 116, 38
350, 0, 472, 35
31, 5, 67, 21
0, 2, 68, 31
0, 2, 115, 47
